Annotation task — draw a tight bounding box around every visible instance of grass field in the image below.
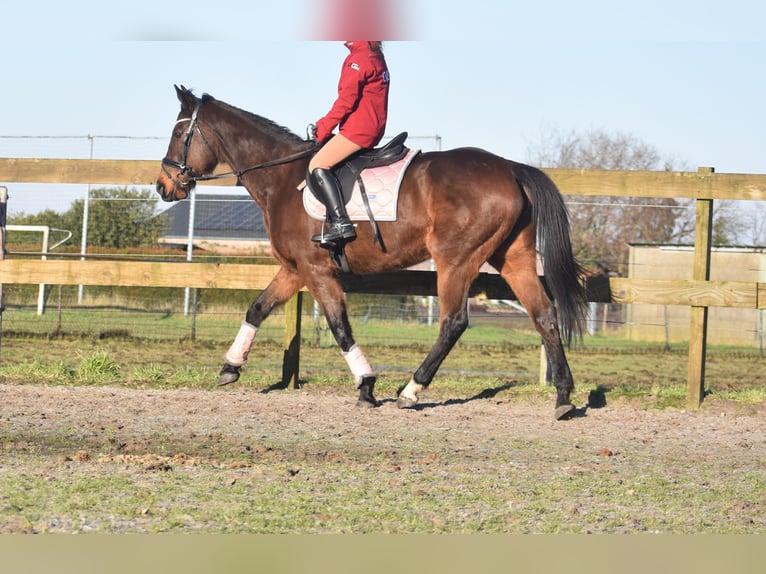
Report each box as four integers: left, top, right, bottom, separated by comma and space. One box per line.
1, 316, 764, 406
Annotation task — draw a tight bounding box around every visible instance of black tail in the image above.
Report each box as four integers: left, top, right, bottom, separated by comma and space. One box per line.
515, 163, 588, 343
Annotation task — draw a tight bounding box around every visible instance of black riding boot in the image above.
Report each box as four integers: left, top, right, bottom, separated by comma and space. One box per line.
308, 167, 357, 245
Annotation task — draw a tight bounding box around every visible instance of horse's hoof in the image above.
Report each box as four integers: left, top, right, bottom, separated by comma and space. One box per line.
355, 398, 379, 408
356, 375, 379, 407
554, 404, 576, 420
217, 363, 241, 386
396, 395, 418, 409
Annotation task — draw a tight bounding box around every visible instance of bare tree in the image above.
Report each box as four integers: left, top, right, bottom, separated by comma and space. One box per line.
714, 201, 766, 246
527, 128, 693, 274
747, 204, 766, 246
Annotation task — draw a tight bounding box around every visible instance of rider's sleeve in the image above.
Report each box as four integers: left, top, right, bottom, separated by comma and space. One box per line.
315, 57, 366, 142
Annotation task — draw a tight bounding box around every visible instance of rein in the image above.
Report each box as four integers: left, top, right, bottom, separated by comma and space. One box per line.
162, 98, 316, 186
193, 147, 317, 182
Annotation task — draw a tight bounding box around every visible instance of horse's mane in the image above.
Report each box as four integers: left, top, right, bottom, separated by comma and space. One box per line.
199, 91, 307, 146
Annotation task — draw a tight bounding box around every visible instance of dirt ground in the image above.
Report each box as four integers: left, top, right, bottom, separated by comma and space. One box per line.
4, 380, 765, 452
2, 382, 765, 533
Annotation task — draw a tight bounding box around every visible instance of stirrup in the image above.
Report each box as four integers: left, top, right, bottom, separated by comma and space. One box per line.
312, 221, 356, 246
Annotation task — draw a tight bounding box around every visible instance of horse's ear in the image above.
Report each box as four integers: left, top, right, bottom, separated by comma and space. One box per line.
174, 84, 196, 110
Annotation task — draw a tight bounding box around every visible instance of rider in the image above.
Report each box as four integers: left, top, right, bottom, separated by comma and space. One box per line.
308, 41, 390, 246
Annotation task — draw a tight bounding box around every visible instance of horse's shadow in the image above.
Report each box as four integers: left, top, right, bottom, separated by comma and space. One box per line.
260, 380, 602, 419
260, 380, 514, 408
259, 380, 306, 393
388, 382, 515, 410
390, 382, 604, 418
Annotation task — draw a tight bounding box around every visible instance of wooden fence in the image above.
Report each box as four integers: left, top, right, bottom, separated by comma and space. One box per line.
1, 159, 765, 409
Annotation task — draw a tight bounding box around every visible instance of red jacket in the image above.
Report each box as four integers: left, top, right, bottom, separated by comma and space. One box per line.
315, 42, 390, 148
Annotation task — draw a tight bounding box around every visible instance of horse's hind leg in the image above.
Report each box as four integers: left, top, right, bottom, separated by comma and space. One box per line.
217, 266, 303, 386
494, 247, 577, 420
397, 266, 473, 408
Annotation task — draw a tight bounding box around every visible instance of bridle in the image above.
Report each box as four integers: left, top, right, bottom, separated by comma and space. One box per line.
161, 99, 208, 187
161, 98, 317, 189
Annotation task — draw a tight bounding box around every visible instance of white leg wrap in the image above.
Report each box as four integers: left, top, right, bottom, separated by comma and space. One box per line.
224, 322, 258, 366
342, 344, 375, 388
400, 378, 424, 403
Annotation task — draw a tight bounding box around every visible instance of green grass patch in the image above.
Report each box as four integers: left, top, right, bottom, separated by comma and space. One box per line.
75, 351, 121, 382
0, 321, 763, 405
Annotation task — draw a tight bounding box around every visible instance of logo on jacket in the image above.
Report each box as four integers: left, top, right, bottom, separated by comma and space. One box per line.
350, 62, 360, 71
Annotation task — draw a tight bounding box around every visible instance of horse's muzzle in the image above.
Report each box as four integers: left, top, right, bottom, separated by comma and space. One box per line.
156, 175, 190, 202
156, 180, 175, 202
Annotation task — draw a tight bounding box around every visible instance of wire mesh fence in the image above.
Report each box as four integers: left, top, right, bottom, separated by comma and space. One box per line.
1, 135, 764, 357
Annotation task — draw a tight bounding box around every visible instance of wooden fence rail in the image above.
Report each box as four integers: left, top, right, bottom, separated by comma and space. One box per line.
0, 260, 762, 310
2, 158, 766, 201
2, 159, 766, 408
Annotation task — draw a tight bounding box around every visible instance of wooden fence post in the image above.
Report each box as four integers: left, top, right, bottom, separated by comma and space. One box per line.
0, 187, 7, 361
687, 167, 714, 409
281, 292, 303, 388
539, 344, 550, 386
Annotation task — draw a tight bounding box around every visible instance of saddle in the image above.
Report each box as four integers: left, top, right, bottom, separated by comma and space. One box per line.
305, 132, 410, 274
331, 131, 409, 204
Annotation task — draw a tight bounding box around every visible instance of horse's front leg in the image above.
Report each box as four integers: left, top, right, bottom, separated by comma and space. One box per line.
307, 273, 379, 408
217, 267, 303, 386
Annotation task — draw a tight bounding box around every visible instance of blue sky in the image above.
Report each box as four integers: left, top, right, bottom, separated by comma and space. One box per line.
2, 0, 765, 215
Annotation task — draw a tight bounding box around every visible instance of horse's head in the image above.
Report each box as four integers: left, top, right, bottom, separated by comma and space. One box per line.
156, 85, 220, 201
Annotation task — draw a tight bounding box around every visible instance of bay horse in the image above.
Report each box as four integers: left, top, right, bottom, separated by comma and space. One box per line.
156, 85, 587, 420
